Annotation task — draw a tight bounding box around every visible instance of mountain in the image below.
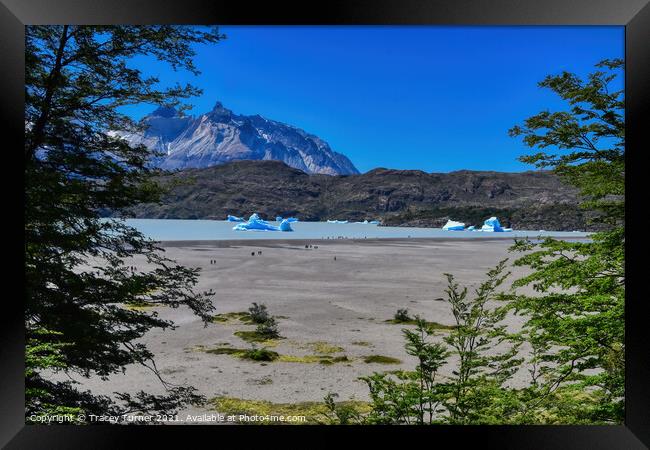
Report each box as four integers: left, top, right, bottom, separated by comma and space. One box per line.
114, 160, 599, 231
119, 102, 359, 175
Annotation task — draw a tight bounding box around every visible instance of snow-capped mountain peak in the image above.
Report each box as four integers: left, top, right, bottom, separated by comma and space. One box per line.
120, 102, 358, 175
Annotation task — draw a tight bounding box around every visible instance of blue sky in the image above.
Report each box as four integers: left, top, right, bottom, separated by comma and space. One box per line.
123, 26, 624, 173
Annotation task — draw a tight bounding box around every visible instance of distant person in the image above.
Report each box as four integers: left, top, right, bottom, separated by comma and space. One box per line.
251, 252, 255, 256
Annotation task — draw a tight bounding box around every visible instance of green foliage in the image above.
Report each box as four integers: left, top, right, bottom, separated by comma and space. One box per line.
255, 316, 281, 339
25, 25, 224, 421
363, 355, 403, 365
509, 58, 624, 226
248, 302, 270, 324
360, 262, 523, 425
242, 347, 280, 362
504, 58, 625, 424
393, 308, 411, 322
322, 393, 365, 425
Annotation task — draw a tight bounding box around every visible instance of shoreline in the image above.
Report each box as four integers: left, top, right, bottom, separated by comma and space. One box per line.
158, 235, 593, 248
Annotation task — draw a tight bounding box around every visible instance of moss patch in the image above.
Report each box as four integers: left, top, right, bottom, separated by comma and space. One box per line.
351, 341, 372, 347
363, 355, 402, 364
210, 396, 371, 425
212, 311, 254, 324
385, 318, 456, 331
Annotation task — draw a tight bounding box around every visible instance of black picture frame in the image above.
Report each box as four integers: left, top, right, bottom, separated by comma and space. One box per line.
4, 0, 649, 447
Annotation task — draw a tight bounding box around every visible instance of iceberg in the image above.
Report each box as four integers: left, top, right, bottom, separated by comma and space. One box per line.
327, 220, 348, 224
278, 219, 293, 231
369, 220, 380, 225
442, 220, 465, 231
227, 215, 244, 222
480, 217, 511, 232
233, 213, 293, 232
276, 216, 283, 222
467, 225, 476, 231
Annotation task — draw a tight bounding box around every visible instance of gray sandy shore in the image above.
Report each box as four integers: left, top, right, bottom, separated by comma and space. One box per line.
66, 238, 542, 422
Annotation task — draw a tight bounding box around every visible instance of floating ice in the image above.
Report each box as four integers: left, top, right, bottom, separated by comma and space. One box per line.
233, 213, 293, 232
369, 220, 380, 225
442, 220, 465, 231
480, 217, 511, 232
278, 219, 293, 231
467, 225, 476, 231
285, 217, 299, 223
227, 215, 244, 222
276, 216, 283, 222
327, 220, 348, 224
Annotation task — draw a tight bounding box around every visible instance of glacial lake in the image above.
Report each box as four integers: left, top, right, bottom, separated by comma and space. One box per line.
113, 219, 592, 242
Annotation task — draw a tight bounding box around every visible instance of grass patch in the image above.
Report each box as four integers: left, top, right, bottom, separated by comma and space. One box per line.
363, 355, 402, 364
202, 346, 279, 362
234, 330, 282, 346
212, 311, 254, 324
210, 396, 371, 425
385, 318, 456, 331
278, 354, 351, 364
242, 348, 279, 361
200, 345, 349, 365
351, 341, 372, 347
304, 341, 344, 354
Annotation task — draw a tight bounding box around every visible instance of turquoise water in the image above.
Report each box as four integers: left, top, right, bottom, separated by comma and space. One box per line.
113, 219, 592, 242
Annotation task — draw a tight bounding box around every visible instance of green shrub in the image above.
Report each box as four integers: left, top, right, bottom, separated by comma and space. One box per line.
255, 317, 280, 339
243, 347, 279, 362
394, 308, 412, 323
248, 302, 270, 324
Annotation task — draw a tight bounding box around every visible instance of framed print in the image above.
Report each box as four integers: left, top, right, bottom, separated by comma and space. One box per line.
4, 0, 649, 447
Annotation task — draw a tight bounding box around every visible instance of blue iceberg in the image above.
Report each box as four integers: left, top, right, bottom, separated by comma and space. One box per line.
480, 217, 512, 232
278, 219, 293, 231
467, 225, 476, 231
276, 216, 283, 222
233, 213, 293, 232
285, 217, 299, 223
369, 220, 380, 225
442, 220, 465, 231
227, 215, 244, 222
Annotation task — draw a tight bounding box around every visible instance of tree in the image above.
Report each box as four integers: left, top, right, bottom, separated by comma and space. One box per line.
505, 58, 625, 424
359, 262, 523, 425
25, 25, 224, 421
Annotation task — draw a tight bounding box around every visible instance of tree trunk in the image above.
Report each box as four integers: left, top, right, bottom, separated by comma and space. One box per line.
26, 25, 70, 161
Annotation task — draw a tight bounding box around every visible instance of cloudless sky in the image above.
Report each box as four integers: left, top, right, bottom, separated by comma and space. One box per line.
123, 26, 624, 173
